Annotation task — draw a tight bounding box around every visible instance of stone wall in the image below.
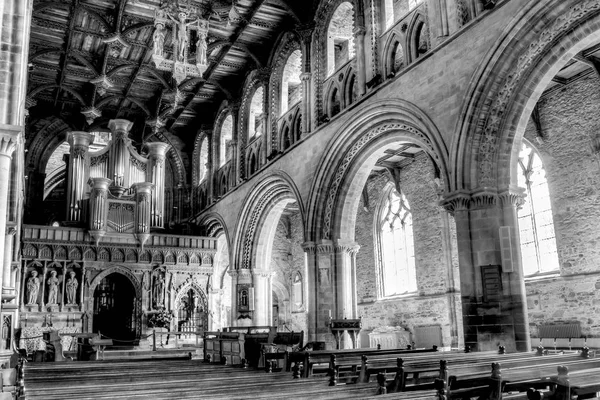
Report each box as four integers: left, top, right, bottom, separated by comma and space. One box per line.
270, 210, 308, 334
355, 152, 461, 348
522, 75, 600, 338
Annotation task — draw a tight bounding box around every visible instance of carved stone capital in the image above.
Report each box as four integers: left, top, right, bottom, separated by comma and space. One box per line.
316, 240, 334, 254
334, 240, 360, 255
90, 75, 114, 97
440, 190, 471, 214
301, 241, 316, 254
471, 188, 499, 209
81, 107, 102, 126
295, 23, 315, 44
253, 269, 272, 278
498, 186, 526, 208
0, 124, 22, 158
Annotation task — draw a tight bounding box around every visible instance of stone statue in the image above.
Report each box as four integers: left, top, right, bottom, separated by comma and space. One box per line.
47, 270, 59, 304
153, 24, 165, 57
26, 270, 40, 305
153, 273, 165, 308
196, 31, 207, 66
66, 271, 78, 304
167, 12, 200, 63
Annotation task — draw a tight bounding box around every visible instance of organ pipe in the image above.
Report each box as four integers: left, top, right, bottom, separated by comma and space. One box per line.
145, 142, 170, 229
66, 132, 94, 222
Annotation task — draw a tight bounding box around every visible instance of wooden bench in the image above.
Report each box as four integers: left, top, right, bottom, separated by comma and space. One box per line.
289, 345, 438, 378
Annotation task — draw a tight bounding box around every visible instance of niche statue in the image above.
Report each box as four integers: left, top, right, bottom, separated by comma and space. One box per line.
47, 270, 59, 305
153, 274, 165, 309
26, 270, 40, 305
66, 271, 78, 304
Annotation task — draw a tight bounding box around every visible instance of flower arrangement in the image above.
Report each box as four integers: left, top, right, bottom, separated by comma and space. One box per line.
148, 307, 173, 328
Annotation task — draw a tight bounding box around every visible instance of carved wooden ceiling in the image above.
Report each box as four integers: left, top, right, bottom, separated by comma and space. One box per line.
27, 0, 316, 145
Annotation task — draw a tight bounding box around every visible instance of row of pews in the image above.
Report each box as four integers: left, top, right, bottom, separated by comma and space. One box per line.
20, 344, 600, 399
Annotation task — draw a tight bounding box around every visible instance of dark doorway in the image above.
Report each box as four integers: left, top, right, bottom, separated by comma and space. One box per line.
93, 273, 137, 345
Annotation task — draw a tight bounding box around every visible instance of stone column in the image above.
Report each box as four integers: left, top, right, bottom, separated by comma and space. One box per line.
252, 269, 270, 326
65, 132, 94, 222
230, 104, 242, 184
443, 188, 530, 353
334, 240, 360, 349
334, 240, 360, 319
353, 26, 367, 97
297, 25, 314, 135
315, 240, 335, 345
499, 187, 531, 352
301, 242, 318, 342
300, 73, 312, 135
145, 142, 170, 229
0, 127, 20, 306
2, 224, 17, 303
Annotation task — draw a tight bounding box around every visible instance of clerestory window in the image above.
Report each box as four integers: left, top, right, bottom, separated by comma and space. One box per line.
377, 187, 417, 297
517, 140, 559, 276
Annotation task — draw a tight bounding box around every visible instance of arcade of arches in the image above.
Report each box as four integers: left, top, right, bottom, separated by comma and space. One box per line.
0, 0, 597, 365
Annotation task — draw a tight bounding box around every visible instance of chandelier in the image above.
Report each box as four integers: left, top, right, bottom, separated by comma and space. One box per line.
152, 0, 209, 84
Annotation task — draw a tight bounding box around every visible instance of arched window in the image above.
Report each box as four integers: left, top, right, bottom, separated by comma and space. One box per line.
220, 114, 233, 167
327, 2, 355, 77
329, 87, 341, 118
249, 87, 265, 139
377, 187, 417, 297
281, 50, 302, 115
517, 140, 559, 276
198, 136, 208, 182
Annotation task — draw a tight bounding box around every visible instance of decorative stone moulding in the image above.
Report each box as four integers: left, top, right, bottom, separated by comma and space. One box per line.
102, 34, 131, 58
81, 107, 102, 125
91, 75, 114, 96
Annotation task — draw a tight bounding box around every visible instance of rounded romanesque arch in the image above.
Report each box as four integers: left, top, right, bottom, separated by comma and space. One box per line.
312, 0, 360, 124
232, 171, 306, 271
306, 98, 449, 242
453, 0, 600, 192
267, 31, 302, 154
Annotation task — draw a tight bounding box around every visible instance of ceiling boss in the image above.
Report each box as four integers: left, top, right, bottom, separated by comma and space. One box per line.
152, 0, 210, 84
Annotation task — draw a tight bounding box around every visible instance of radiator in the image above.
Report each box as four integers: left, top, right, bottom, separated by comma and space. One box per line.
538, 323, 581, 338
414, 325, 442, 348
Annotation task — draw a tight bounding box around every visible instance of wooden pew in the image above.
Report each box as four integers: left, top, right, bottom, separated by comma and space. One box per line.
290, 345, 439, 378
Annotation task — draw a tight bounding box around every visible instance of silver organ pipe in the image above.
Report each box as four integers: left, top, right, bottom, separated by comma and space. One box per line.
66, 132, 94, 222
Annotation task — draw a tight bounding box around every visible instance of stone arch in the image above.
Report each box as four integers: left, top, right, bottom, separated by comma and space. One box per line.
453, 0, 600, 192
191, 130, 210, 185
343, 69, 358, 107
212, 103, 235, 169
306, 98, 449, 241
232, 171, 306, 271
268, 31, 302, 153
313, 0, 360, 125
239, 71, 269, 178
325, 81, 341, 119
382, 32, 405, 78
406, 11, 430, 63
173, 279, 208, 311
86, 265, 143, 338
280, 123, 291, 151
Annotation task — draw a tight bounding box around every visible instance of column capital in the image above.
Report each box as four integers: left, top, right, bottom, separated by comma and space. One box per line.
334, 239, 360, 255
0, 124, 22, 158
253, 269, 272, 278
440, 190, 471, 214
470, 187, 499, 209
295, 23, 315, 44
301, 241, 316, 254
498, 186, 526, 208
316, 239, 334, 254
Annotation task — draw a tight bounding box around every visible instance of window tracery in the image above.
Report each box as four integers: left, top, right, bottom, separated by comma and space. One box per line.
516, 140, 559, 276
376, 187, 417, 297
